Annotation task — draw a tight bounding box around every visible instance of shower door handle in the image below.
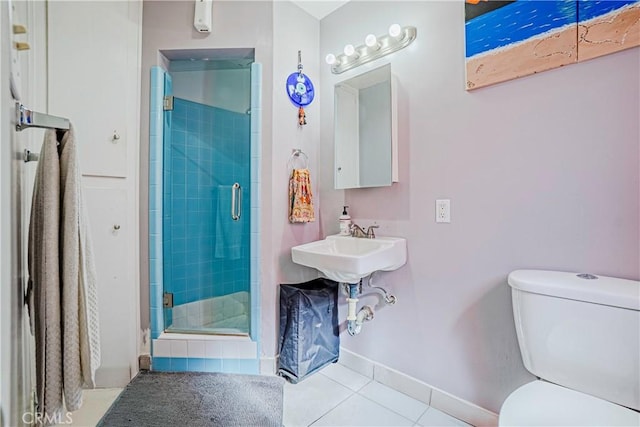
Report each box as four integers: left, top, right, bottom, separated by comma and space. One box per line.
231, 183, 241, 221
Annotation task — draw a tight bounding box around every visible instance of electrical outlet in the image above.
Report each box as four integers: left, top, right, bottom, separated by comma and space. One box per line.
436, 199, 450, 223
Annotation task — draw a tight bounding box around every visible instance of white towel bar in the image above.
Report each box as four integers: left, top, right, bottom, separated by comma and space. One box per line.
15, 102, 70, 132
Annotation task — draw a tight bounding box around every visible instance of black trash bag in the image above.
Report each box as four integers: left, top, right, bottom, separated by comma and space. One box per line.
278, 278, 340, 383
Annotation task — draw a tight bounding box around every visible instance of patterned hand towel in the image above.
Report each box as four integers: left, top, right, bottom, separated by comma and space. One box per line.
289, 168, 315, 223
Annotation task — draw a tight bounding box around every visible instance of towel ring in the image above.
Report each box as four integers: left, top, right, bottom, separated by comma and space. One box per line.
287, 149, 309, 171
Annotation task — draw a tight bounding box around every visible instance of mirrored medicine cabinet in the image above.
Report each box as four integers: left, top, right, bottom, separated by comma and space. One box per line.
334, 63, 398, 189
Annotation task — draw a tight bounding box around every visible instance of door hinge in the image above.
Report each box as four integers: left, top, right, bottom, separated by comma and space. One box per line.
163, 95, 174, 111
163, 292, 174, 308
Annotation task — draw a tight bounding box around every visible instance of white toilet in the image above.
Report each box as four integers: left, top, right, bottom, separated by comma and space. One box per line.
500, 270, 640, 426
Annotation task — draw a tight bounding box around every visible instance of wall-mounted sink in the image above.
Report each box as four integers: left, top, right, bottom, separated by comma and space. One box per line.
291, 235, 407, 283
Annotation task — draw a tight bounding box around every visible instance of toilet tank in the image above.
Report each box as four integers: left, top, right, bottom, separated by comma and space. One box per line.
508, 270, 640, 411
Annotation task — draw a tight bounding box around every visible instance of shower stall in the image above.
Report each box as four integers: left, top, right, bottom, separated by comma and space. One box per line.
149, 50, 259, 339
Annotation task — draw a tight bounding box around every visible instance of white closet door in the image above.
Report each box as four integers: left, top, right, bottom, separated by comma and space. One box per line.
84, 187, 134, 387
47, 1, 130, 177
46, 1, 141, 388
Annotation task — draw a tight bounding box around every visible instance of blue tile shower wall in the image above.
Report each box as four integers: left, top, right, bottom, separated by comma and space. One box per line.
152, 357, 259, 374
165, 98, 251, 308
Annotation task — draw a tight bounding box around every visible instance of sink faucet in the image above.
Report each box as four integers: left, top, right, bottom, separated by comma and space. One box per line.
366, 225, 379, 239
350, 223, 379, 239
350, 223, 367, 238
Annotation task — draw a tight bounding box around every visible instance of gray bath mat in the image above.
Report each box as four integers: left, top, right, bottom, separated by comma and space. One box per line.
97, 371, 284, 426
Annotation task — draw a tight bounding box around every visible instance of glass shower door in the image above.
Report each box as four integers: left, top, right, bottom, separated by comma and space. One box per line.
161, 72, 251, 336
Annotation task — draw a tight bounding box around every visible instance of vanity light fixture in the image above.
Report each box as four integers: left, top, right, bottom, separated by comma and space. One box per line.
343, 44, 357, 58
325, 24, 417, 74
365, 34, 380, 51
325, 53, 337, 65
388, 24, 402, 39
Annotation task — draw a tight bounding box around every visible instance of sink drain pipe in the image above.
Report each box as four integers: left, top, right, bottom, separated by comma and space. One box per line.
346, 283, 359, 335
350, 306, 374, 335
346, 283, 374, 336
368, 272, 397, 305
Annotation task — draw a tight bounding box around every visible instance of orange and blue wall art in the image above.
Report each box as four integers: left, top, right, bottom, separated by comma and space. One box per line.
465, 0, 640, 90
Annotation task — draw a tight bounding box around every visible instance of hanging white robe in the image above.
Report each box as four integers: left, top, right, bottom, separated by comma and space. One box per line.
58, 125, 101, 410
28, 128, 64, 423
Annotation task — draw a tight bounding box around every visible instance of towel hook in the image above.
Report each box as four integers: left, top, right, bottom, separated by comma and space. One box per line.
23, 149, 39, 163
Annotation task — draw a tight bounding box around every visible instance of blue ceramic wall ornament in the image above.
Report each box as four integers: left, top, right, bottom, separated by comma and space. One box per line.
286, 51, 315, 126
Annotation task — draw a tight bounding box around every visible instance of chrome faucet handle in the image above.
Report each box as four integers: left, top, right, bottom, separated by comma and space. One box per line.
366, 225, 379, 239
350, 223, 367, 238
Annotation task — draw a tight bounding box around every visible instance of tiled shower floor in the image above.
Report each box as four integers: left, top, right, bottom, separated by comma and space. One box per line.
56, 363, 471, 426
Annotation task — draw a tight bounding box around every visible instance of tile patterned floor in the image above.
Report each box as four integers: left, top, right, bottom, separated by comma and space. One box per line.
57, 364, 471, 426
283, 363, 472, 427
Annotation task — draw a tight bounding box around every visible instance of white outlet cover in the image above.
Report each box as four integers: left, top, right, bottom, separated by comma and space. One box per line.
436, 199, 450, 223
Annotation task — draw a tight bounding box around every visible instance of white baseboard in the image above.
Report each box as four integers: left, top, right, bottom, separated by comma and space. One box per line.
95, 366, 132, 388
339, 348, 499, 427
260, 356, 277, 375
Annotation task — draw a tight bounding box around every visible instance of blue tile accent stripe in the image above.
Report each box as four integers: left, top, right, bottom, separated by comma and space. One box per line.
151, 357, 258, 374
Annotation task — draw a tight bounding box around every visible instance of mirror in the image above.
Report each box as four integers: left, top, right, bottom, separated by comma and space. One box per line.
334, 64, 397, 189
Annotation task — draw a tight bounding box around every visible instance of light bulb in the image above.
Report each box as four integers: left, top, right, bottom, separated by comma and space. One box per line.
344, 44, 355, 56
365, 34, 378, 49
325, 53, 336, 65
388, 24, 402, 39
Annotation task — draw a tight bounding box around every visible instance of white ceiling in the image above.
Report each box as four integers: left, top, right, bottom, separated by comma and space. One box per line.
289, 0, 351, 20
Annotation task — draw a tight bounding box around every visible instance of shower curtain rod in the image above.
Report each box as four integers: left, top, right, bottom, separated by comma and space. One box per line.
15, 103, 70, 132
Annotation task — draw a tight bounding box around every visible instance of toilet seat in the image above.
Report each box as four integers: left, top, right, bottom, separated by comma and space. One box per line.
499, 380, 640, 426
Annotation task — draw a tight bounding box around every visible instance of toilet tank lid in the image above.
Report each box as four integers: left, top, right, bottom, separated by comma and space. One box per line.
508, 270, 639, 310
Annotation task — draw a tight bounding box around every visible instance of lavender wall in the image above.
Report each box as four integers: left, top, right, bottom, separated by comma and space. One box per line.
140, 1, 639, 406
319, 1, 640, 413
268, 1, 321, 356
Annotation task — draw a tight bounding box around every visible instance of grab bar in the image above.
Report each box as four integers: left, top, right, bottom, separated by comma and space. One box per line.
231, 183, 241, 221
